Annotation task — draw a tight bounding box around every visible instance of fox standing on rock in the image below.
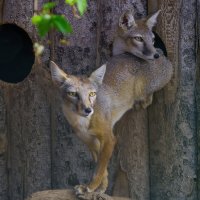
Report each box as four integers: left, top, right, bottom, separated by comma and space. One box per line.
50, 9, 173, 197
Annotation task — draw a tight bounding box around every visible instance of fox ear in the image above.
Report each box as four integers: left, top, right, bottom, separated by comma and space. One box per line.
146, 10, 161, 30
50, 61, 67, 87
119, 10, 137, 30
89, 64, 106, 86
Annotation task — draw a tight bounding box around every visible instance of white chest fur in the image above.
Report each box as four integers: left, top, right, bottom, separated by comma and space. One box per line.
62, 104, 92, 143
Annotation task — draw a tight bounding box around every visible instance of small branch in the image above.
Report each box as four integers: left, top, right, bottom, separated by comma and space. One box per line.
34, 0, 38, 14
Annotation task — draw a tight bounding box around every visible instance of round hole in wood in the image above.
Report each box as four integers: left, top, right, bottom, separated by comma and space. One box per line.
0, 24, 35, 83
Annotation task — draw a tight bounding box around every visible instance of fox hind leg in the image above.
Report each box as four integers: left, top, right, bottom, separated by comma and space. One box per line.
142, 94, 153, 109
134, 94, 153, 110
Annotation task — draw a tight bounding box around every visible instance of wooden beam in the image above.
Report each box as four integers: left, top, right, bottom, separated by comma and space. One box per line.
26, 189, 131, 200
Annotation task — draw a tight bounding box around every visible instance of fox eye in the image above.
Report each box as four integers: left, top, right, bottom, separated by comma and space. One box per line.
134, 36, 143, 42
89, 92, 96, 97
67, 92, 77, 97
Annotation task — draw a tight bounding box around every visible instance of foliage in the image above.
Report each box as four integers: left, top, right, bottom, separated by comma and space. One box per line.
32, 1, 87, 38
65, 0, 87, 15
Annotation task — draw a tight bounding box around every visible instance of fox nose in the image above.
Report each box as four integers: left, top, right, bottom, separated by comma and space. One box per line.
154, 53, 159, 59
85, 107, 92, 114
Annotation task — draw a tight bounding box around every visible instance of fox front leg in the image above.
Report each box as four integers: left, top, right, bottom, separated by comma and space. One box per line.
75, 132, 116, 195
87, 134, 116, 192
96, 169, 108, 193
74, 137, 101, 196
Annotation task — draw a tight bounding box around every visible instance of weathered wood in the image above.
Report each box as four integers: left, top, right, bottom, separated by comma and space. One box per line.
0, 2, 8, 200
115, 110, 149, 200
196, 0, 200, 198
26, 189, 130, 200
3, 74, 52, 200
3, 1, 52, 199
0, 86, 8, 200
0, 0, 4, 23
196, 54, 200, 200
112, 169, 129, 197
148, 0, 198, 199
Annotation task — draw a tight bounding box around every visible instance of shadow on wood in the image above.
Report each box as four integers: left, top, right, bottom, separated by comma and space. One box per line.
26, 189, 130, 200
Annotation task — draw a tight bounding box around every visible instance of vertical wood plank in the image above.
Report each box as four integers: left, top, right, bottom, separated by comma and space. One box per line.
4, 81, 52, 200
115, 110, 149, 199
148, 0, 198, 199
0, 86, 8, 200
3, 1, 52, 199
0, 2, 8, 200
196, 0, 200, 198
0, 0, 4, 23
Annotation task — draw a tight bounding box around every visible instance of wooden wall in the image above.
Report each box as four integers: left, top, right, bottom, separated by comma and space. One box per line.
149, 0, 198, 199
0, 0, 199, 200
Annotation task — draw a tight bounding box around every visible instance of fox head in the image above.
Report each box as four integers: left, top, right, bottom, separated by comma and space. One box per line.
113, 10, 161, 60
50, 61, 106, 117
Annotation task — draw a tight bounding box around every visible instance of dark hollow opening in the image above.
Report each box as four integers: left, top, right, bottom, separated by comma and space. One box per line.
153, 31, 168, 57
0, 24, 35, 83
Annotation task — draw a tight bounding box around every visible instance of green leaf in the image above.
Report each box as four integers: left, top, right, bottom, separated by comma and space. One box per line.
31, 15, 42, 24
37, 14, 52, 37
65, 0, 76, 6
43, 2, 57, 10
52, 15, 73, 34
76, 0, 87, 15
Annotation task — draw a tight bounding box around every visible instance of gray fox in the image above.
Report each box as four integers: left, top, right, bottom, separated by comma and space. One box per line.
50, 9, 173, 196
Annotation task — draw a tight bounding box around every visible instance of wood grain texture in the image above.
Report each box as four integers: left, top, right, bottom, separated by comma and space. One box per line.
115, 110, 149, 200
0, 86, 8, 200
197, 1, 200, 198
0, 0, 4, 23
3, 78, 52, 200
149, 0, 180, 104
148, 0, 198, 199
158, 0, 180, 104
0, 2, 7, 198
26, 189, 130, 200
3, 1, 52, 200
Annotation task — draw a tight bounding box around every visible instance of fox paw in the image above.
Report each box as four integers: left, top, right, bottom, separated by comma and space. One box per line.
95, 185, 107, 194
76, 192, 112, 200
74, 185, 92, 196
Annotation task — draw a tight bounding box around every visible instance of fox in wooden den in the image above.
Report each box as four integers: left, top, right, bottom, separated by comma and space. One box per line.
50, 9, 173, 196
